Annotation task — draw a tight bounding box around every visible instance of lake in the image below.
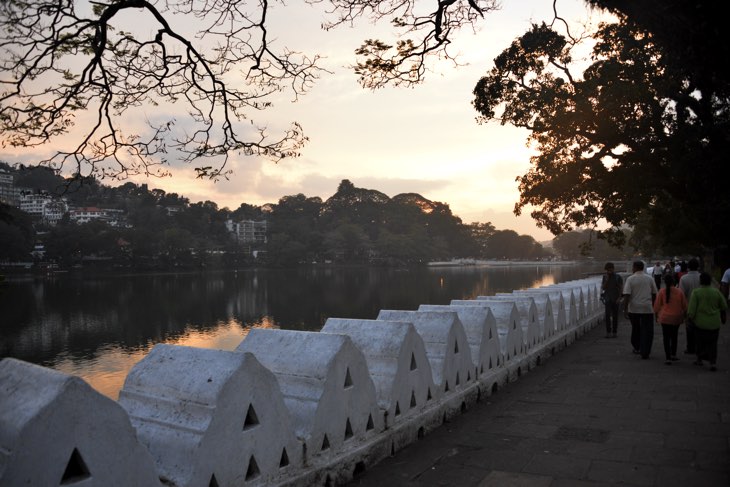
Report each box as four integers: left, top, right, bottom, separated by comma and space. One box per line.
0, 262, 603, 398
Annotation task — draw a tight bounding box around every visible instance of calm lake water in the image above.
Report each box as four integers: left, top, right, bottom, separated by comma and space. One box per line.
1, 263, 603, 398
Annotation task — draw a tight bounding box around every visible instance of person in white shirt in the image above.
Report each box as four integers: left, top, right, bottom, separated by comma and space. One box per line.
623, 260, 658, 359
652, 262, 663, 289
721, 267, 730, 301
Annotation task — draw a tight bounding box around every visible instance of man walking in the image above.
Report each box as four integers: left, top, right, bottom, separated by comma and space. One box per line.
601, 262, 623, 338
678, 258, 701, 354
652, 262, 663, 289
623, 261, 658, 359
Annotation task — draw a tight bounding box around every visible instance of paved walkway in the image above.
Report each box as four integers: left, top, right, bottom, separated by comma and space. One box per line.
348, 316, 730, 486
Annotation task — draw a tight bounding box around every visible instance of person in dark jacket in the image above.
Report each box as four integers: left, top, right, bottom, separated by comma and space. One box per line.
601, 262, 623, 338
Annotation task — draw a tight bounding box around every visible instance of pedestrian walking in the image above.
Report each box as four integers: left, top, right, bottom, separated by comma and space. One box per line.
653, 274, 687, 365
675, 261, 688, 286
678, 258, 701, 354
601, 262, 623, 338
720, 266, 730, 301
652, 262, 663, 289
687, 272, 727, 371
623, 260, 658, 359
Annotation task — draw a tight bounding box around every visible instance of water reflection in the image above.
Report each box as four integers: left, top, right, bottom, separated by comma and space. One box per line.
48, 317, 280, 399
1, 263, 601, 398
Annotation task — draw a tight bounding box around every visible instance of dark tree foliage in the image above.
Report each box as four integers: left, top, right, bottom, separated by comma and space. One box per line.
467, 221, 495, 258
472, 17, 730, 254
231, 203, 264, 221
5, 164, 549, 267
484, 229, 549, 260
267, 193, 325, 265
320, 179, 390, 241
13, 166, 66, 195
586, 0, 729, 96
267, 180, 486, 265
0, 203, 35, 260
552, 229, 632, 261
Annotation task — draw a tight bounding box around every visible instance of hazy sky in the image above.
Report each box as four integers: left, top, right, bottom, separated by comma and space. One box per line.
1, 0, 608, 241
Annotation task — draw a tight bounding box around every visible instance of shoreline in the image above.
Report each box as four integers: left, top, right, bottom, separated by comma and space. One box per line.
427, 259, 582, 267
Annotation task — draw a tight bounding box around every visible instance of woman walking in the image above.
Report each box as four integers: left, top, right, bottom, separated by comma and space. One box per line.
653, 274, 687, 364
687, 272, 728, 371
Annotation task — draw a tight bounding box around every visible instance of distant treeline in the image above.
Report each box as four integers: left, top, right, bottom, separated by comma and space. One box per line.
0, 163, 634, 269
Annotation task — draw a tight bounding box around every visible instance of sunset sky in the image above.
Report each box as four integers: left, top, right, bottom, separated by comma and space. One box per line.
1, 0, 609, 241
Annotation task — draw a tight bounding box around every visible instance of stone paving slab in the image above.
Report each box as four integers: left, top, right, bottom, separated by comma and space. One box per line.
348, 315, 730, 486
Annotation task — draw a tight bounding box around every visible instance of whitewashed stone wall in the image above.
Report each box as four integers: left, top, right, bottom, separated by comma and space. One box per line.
546, 281, 600, 335
0, 276, 604, 487
417, 304, 503, 378
450, 300, 525, 363
516, 289, 567, 332
553, 287, 579, 330
376, 310, 475, 396
118, 345, 301, 487
0, 358, 160, 487
496, 292, 557, 340
320, 318, 437, 428
236, 330, 383, 465
477, 296, 541, 349
551, 284, 586, 320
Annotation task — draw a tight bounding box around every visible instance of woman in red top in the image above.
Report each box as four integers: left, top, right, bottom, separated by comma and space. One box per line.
653, 274, 688, 364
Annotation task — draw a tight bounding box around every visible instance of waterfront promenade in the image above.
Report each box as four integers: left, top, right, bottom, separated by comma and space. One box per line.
349, 315, 730, 486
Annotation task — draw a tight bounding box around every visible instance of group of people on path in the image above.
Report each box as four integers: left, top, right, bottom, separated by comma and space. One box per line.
601, 259, 727, 370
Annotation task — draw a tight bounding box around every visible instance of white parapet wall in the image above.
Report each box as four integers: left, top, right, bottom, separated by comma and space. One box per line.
548, 286, 579, 331
568, 280, 594, 315
477, 296, 541, 350
320, 318, 438, 430
118, 344, 301, 487
236, 329, 383, 466
550, 284, 586, 320
417, 304, 503, 380
570, 278, 602, 317
496, 292, 557, 341
376, 310, 475, 398
515, 289, 567, 333
543, 281, 602, 335
0, 358, 160, 487
450, 300, 525, 364
0, 277, 605, 487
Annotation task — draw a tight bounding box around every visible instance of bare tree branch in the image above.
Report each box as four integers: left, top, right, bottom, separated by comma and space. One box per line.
1, 0, 502, 179
317, 0, 499, 89
0, 0, 326, 180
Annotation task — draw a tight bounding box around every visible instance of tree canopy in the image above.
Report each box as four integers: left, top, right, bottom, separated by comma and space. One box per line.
585, 1, 728, 97
472, 13, 730, 254
266, 179, 487, 266
4, 164, 555, 267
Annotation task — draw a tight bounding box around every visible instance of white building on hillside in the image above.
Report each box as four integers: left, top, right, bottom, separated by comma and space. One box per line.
69, 207, 127, 227
19, 191, 68, 225
0, 169, 20, 206
226, 219, 267, 244
43, 200, 68, 226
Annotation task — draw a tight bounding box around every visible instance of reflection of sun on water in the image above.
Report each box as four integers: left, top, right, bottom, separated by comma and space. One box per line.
531, 275, 555, 288
53, 316, 279, 400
